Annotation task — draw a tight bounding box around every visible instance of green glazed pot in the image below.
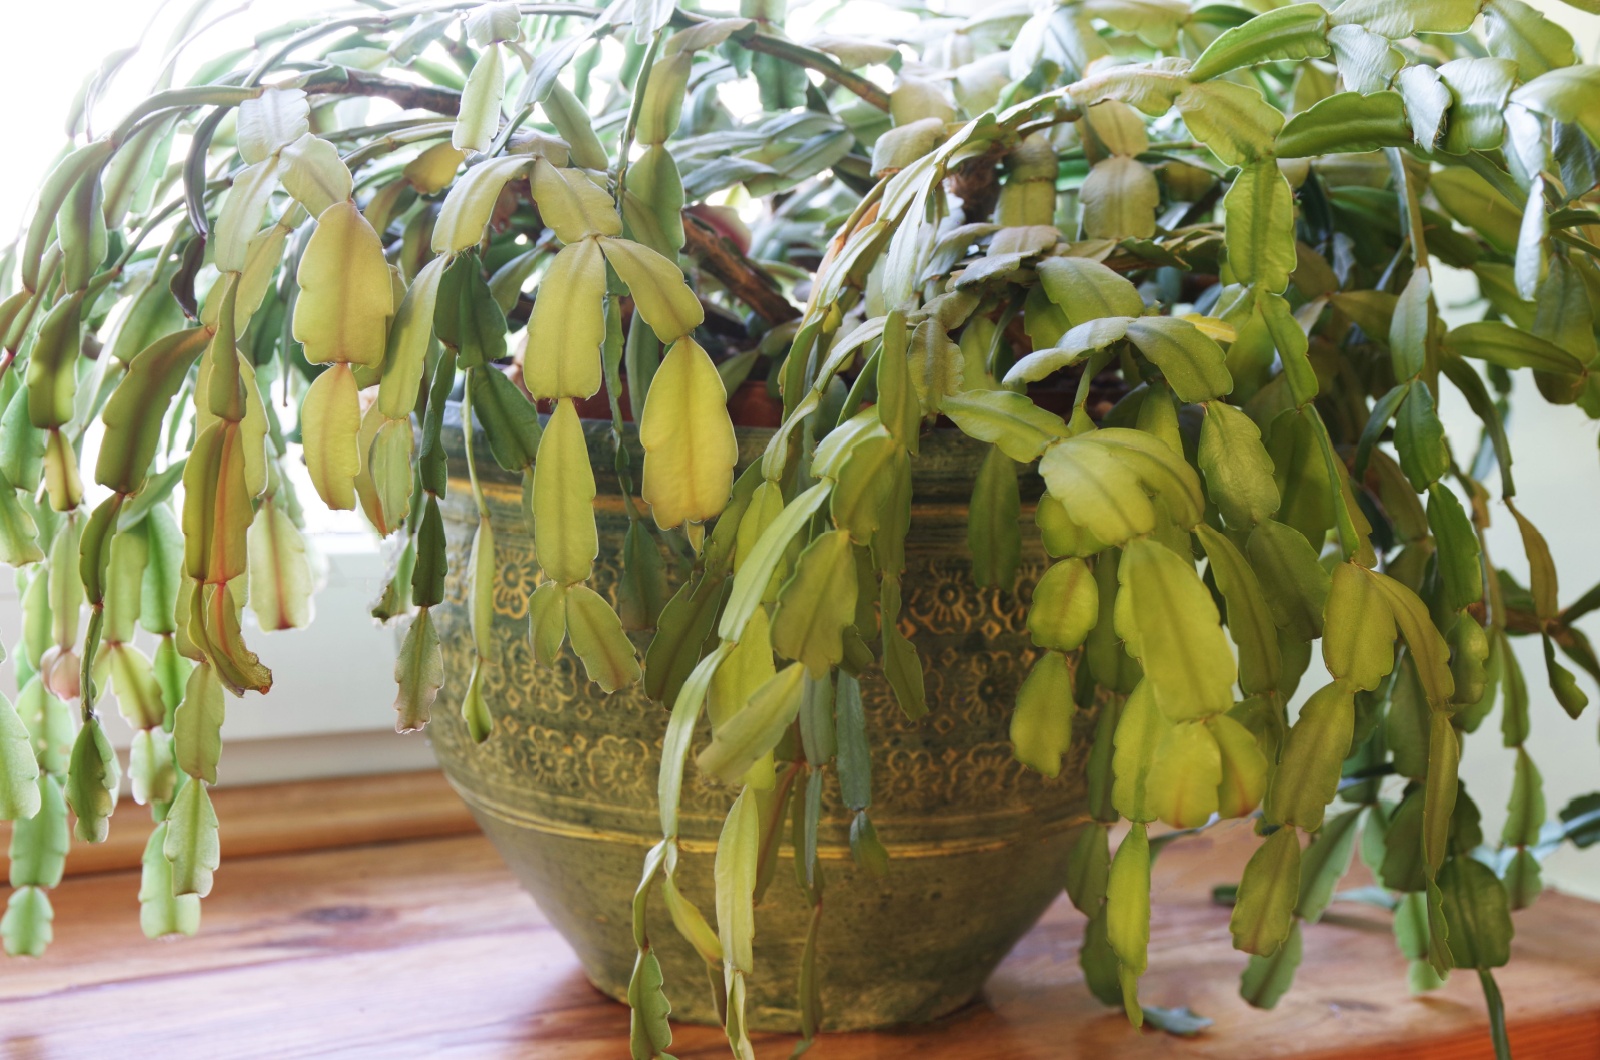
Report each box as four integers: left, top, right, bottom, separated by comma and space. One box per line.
426, 404, 1089, 1032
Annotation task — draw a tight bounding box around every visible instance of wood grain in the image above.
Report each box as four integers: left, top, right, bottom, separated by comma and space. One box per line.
0, 769, 478, 877
3, 816, 1598, 1058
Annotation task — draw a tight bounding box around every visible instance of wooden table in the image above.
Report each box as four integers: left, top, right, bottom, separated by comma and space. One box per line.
3, 772, 1598, 1058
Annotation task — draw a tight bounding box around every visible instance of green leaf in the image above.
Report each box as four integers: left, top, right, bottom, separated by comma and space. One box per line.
1296, 807, 1363, 922
1037, 257, 1144, 325
1176, 80, 1285, 167
1112, 681, 1170, 822
453, 41, 505, 153
1502, 748, 1547, 848
1439, 58, 1519, 155
1145, 720, 1222, 828
1231, 826, 1301, 957
1004, 316, 1134, 385
1028, 558, 1099, 652
1081, 156, 1158, 240
140, 822, 201, 939
1328, 24, 1403, 95
714, 787, 760, 976
876, 310, 922, 454
1444, 319, 1586, 376
1188, 4, 1331, 82
1199, 402, 1279, 529
96, 329, 209, 494
1275, 91, 1412, 157
968, 446, 1022, 589
532, 400, 598, 585
1038, 429, 1204, 545
720, 481, 833, 641
1240, 919, 1302, 1009
66, 717, 118, 843
432, 155, 529, 255
9, 774, 68, 888
2, 887, 53, 957
0, 693, 41, 821
1438, 856, 1513, 969
1106, 822, 1151, 1024
1224, 161, 1297, 295
1265, 681, 1355, 831
1394, 380, 1449, 491
174, 662, 225, 785
1197, 525, 1281, 696
698, 663, 806, 784
164, 776, 220, 897
1323, 564, 1396, 691
1431, 168, 1523, 255
771, 531, 859, 677
567, 584, 641, 693
639, 338, 737, 529
941, 389, 1070, 463
1065, 823, 1110, 916
1211, 713, 1269, 818
1330, 0, 1480, 37
1125, 317, 1234, 401
1511, 63, 1600, 144
469, 364, 542, 472
1115, 537, 1237, 721
1011, 651, 1075, 777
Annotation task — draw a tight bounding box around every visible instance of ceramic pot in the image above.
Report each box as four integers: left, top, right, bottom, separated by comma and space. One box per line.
426, 404, 1089, 1031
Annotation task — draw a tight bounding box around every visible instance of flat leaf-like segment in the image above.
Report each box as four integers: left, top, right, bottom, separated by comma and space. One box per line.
530, 157, 622, 244
1265, 680, 1354, 830
1230, 827, 1301, 956
1323, 562, 1397, 690
600, 237, 705, 343
1037, 257, 1144, 325
1198, 401, 1279, 528
1037, 429, 1204, 545
298, 364, 362, 511
940, 389, 1067, 462
639, 338, 737, 528
96, 328, 209, 494
292, 200, 394, 368
1444, 319, 1587, 376
1331, 0, 1482, 39
1005, 316, 1133, 385
532, 399, 598, 585
698, 663, 805, 784
1175, 80, 1284, 166
392, 608, 442, 733
1275, 91, 1411, 157
525, 238, 605, 400
432, 155, 529, 255
1011, 651, 1075, 777
1223, 161, 1296, 294
566, 584, 641, 692
1115, 537, 1237, 721
1124, 317, 1234, 401
1188, 3, 1330, 81
771, 530, 859, 677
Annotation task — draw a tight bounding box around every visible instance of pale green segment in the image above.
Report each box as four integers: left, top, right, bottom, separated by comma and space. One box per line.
532, 399, 598, 585
1114, 537, 1237, 721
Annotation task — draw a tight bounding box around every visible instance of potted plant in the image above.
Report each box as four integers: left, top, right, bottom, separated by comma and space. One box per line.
3, 0, 1600, 1055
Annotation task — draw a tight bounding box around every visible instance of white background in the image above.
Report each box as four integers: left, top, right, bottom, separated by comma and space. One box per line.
0, 1, 1597, 894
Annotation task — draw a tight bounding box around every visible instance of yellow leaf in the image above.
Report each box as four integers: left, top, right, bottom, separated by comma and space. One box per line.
432, 155, 528, 255
247, 501, 314, 631
524, 238, 605, 399
279, 133, 352, 216
529, 158, 621, 244
599, 236, 704, 343
532, 398, 597, 584
293, 201, 394, 368
639, 337, 736, 528
403, 142, 466, 194
300, 363, 362, 510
